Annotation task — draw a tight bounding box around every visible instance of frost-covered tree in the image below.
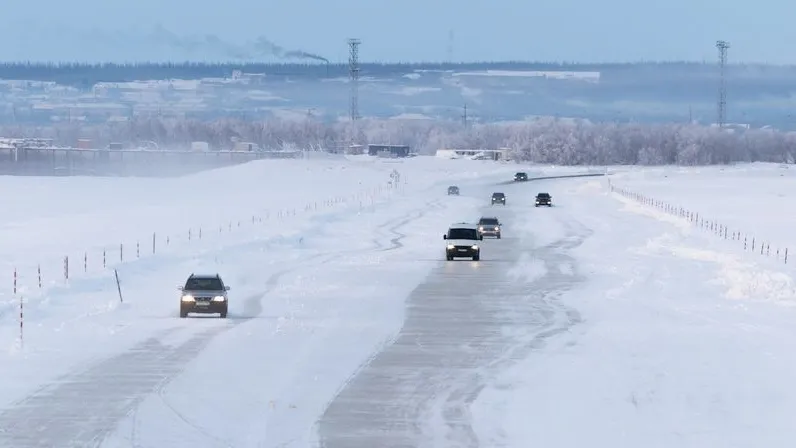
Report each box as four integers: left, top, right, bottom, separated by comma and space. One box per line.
2, 116, 796, 166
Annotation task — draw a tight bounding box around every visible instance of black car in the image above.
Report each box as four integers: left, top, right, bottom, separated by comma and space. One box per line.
491, 192, 506, 205
179, 273, 230, 318
514, 172, 528, 182
447, 185, 460, 195
535, 192, 552, 207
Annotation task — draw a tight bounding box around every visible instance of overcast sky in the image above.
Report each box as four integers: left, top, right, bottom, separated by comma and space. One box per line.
0, 0, 792, 63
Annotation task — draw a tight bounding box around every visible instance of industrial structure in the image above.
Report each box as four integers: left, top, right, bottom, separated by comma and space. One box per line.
368, 144, 410, 157
716, 40, 729, 128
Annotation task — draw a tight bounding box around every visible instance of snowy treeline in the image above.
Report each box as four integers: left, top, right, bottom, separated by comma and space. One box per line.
2, 116, 795, 165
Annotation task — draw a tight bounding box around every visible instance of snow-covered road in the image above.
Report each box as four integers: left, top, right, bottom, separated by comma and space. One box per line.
317, 180, 586, 447
4, 159, 796, 447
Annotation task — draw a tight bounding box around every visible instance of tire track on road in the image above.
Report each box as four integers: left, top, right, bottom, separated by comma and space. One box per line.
316, 204, 591, 448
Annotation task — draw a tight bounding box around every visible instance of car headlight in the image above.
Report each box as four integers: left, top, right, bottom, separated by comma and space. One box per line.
471, 245, 479, 249
212, 296, 226, 302
447, 244, 454, 249
479, 226, 484, 231
181, 295, 195, 302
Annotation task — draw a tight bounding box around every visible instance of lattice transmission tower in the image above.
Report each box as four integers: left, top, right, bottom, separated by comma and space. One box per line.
348, 38, 361, 122
716, 40, 730, 127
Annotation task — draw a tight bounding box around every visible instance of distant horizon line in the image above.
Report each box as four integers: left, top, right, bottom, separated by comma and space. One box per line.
0, 59, 792, 67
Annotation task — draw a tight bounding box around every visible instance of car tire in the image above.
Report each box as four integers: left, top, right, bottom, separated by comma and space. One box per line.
446, 254, 453, 261
220, 309, 228, 318
497, 233, 501, 239
473, 254, 480, 261
180, 309, 187, 318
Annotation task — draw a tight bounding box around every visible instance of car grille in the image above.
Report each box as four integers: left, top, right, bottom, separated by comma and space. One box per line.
454, 245, 473, 250
194, 296, 214, 302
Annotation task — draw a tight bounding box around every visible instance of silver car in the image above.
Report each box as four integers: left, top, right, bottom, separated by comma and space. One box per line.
179, 273, 230, 318
477, 217, 502, 239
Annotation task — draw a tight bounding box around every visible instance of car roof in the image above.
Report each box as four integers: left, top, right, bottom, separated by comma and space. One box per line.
448, 223, 478, 230
188, 273, 222, 279
492, 192, 505, 195
537, 192, 550, 195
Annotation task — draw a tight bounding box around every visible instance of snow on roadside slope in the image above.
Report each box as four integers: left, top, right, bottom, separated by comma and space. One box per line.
607, 163, 796, 304
472, 176, 796, 447
609, 162, 796, 270
0, 156, 503, 417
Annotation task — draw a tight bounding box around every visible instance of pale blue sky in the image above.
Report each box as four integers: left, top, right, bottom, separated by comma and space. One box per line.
0, 0, 793, 63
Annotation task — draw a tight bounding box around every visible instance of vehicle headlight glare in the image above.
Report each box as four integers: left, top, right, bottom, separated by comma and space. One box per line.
213, 296, 226, 302
181, 295, 195, 302
447, 244, 454, 249
471, 245, 479, 249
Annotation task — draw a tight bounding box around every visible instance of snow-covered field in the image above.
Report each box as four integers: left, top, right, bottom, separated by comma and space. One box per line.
473, 164, 796, 447
3, 158, 796, 447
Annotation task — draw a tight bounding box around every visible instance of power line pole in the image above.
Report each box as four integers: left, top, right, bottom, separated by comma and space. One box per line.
462, 104, 468, 128
348, 38, 361, 123
716, 40, 729, 128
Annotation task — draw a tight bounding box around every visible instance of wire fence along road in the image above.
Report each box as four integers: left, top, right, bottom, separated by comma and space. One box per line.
610, 181, 789, 265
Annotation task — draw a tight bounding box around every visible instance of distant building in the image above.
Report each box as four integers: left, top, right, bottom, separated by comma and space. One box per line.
368, 144, 410, 157
436, 148, 508, 160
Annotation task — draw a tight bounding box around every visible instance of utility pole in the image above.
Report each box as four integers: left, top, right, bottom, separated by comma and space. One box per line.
462, 104, 468, 128
716, 40, 729, 128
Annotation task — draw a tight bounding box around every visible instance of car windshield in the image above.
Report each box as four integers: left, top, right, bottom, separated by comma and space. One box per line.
492, 193, 505, 198
184, 277, 224, 290
448, 228, 478, 240
537, 193, 550, 198
479, 218, 499, 225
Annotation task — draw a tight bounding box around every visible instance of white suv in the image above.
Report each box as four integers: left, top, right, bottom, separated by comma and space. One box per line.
443, 223, 483, 261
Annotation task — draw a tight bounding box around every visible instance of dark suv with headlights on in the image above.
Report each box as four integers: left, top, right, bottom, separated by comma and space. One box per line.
478, 217, 502, 239
179, 273, 230, 318
535, 192, 552, 207
491, 192, 506, 205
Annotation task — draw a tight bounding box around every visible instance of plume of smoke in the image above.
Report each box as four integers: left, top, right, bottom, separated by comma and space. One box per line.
151, 25, 328, 63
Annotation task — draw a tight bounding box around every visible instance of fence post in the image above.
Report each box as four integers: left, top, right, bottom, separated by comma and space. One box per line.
13, 267, 16, 295
64, 256, 69, 281
120, 243, 124, 262
189, 229, 192, 241
199, 228, 202, 239
786, 248, 789, 264
37, 265, 41, 289
84, 252, 87, 272
153, 232, 156, 254
103, 250, 106, 268
114, 269, 123, 303
136, 242, 140, 258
